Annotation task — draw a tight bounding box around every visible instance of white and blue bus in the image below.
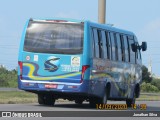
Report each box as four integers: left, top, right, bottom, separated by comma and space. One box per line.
18, 18, 147, 107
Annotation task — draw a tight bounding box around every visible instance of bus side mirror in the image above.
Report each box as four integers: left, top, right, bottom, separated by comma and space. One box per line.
141, 42, 147, 51
131, 43, 137, 52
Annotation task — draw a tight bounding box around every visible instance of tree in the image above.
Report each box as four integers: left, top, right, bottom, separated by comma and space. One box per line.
151, 78, 160, 91
0, 67, 17, 87
141, 82, 159, 92
142, 65, 152, 83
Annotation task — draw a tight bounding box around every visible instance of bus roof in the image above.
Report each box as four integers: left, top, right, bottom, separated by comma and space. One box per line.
87, 21, 135, 36
29, 18, 85, 23
29, 18, 135, 36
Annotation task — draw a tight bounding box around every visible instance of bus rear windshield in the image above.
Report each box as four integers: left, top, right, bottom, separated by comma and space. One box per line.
24, 21, 84, 54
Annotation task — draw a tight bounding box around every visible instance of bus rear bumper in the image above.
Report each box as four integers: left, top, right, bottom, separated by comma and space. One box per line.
18, 76, 91, 97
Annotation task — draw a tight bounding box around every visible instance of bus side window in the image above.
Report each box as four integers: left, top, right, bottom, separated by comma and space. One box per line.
120, 35, 125, 62
128, 39, 136, 64
116, 33, 122, 61
97, 30, 103, 58
127, 36, 131, 62
91, 28, 95, 57
106, 32, 111, 59
109, 32, 116, 61
101, 31, 107, 59
123, 35, 129, 62
114, 33, 118, 61
93, 28, 100, 58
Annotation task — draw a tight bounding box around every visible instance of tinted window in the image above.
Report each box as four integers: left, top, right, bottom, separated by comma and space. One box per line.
120, 35, 125, 61
97, 30, 103, 58
128, 39, 136, 64
109, 32, 116, 61
123, 35, 129, 62
101, 31, 107, 59
114, 33, 118, 61
106, 32, 111, 59
24, 21, 84, 54
93, 29, 100, 58
116, 33, 122, 61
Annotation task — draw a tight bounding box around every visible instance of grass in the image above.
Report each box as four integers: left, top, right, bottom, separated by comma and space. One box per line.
137, 94, 160, 101
0, 91, 37, 104
0, 91, 160, 104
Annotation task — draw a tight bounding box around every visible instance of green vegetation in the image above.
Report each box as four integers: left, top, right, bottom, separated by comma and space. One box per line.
0, 91, 68, 104
151, 78, 160, 91
141, 82, 159, 92
141, 65, 160, 93
137, 93, 160, 101
0, 91, 37, 104
142, 65, 152, 83
0, 67, 17, 88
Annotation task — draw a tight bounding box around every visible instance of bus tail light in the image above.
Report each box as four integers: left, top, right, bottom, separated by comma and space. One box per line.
80, 65, 90, 83
18, 61, 23, 80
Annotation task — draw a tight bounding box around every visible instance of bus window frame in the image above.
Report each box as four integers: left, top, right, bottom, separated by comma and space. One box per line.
92, 28, 100, 58
101, 31, 108, 59
97, 30, 104, 58
123, 35, 129, 62
109, 32, 116, 61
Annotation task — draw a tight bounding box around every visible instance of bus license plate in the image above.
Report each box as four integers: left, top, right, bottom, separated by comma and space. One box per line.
45, 84, 57, 89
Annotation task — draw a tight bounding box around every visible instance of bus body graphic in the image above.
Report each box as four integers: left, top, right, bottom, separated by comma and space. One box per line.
44, 57, 60, 72
23, 62, 81, 81
18, 18, 147, 107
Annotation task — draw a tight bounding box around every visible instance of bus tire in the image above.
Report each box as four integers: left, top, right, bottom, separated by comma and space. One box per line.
98, 89, 107, 104
38, 94, 45, 105
126, 93, 136, 107
89, 90, 107, 108
89, 98, 97, 108
44, 95, 55, 106
75, 99, 83, 104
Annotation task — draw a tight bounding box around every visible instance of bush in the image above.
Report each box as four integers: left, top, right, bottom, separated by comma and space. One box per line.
151, 78, 160, 91
0, 67, 17, 88
141, 82, 159, 92
142, 65, 152, 83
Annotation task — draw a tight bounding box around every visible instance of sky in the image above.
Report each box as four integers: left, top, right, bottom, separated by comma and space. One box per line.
0, 0, 160, 75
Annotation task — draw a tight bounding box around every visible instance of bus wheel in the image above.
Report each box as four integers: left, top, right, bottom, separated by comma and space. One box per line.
126, 93, 136, 107
44, 95, 55, 106
89, 98, 98, 108
89, 91, 107, 108
98, 90, 107, 104
38, 94, 45, 105
75, 100, 83, 104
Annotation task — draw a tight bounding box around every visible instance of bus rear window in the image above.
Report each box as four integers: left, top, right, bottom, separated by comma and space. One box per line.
24, 21, 84, 54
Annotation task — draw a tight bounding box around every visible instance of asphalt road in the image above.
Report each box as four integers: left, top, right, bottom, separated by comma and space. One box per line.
0, 101, 159, 111
0, 101, 159, 120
